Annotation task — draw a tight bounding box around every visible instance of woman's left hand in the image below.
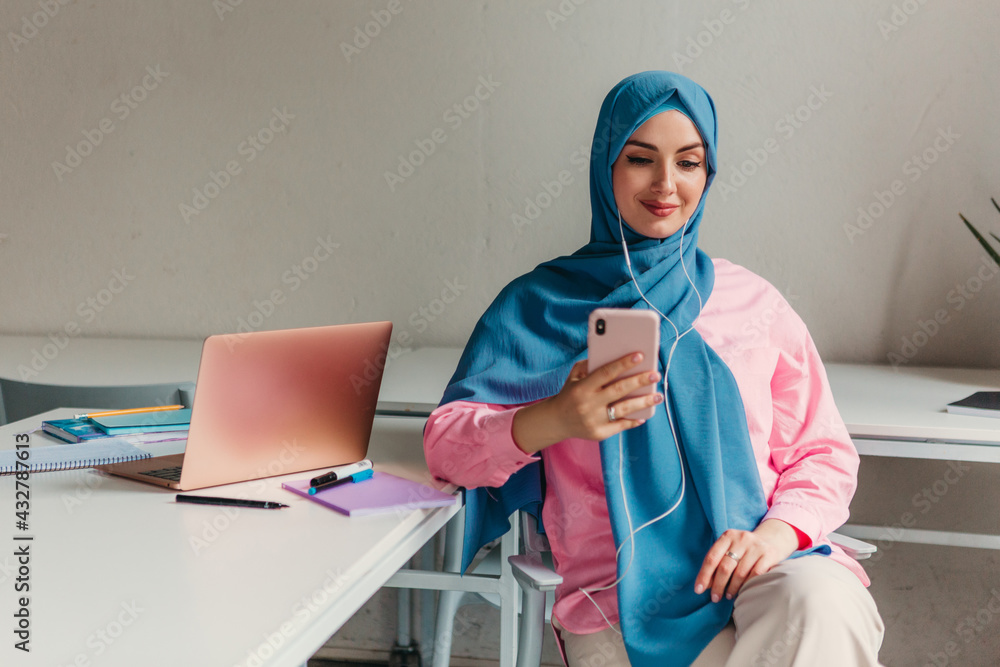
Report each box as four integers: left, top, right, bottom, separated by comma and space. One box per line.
693, 519, 800, 603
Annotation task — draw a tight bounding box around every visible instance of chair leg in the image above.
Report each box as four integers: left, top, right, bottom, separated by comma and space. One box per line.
431, 508, 468, 667
432, 588, 467, 667
498, 525, 521, 667
419, 537, 438, 667
515, 588, 546, 667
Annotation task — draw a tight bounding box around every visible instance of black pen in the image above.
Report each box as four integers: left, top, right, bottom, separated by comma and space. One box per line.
176, 494, 289, 509
309, 468, 374, 495
309, 459, 373, 487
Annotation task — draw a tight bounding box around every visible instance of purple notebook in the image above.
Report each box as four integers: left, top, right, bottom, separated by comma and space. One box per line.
282, 471, 457, 517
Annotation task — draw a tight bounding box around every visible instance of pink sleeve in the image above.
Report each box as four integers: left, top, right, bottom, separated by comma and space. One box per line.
423, 400, 540, 489
762, 321, 860, 548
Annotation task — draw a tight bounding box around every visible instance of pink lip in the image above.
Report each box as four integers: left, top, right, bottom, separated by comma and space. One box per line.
640, 200, 679, 217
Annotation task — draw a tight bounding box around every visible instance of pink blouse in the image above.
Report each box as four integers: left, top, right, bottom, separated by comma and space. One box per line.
423, 259, 868, 635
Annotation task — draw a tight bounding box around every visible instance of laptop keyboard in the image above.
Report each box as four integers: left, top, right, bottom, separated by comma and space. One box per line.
141, 466, 182, 482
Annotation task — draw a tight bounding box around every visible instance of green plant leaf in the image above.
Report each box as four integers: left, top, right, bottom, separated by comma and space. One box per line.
960, 213, 1000, 267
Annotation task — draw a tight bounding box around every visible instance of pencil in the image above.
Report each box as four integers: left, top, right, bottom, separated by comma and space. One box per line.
74, 405, 186, 420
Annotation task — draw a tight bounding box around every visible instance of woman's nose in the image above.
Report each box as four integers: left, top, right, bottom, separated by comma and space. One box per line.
652, 164, 676, 194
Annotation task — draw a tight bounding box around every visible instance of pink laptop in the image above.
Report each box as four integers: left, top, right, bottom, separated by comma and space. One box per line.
97, 322, 392, 490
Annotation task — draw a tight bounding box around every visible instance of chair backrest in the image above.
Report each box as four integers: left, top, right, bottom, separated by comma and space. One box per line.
0, 378, 194, 425
519, 511, 550, 556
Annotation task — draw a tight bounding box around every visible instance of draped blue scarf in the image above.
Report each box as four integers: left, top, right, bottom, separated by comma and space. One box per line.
440, 71, 824, 666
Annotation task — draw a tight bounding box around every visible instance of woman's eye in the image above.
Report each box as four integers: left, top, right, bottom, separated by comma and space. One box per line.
679, 160, 702, 170
626, 156, 652, 165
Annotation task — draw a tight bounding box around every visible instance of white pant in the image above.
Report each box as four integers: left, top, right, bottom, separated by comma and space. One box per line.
559, 556, 885, 667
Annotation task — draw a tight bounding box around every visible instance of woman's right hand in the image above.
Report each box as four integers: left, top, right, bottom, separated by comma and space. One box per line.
511, 353, 663, 454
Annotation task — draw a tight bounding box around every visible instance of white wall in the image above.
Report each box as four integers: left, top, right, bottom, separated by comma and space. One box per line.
4, 4, 1000, 664
2, 0, 998, 372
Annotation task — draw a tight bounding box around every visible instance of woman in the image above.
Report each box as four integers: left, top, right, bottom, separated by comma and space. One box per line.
424, 71, 885, 667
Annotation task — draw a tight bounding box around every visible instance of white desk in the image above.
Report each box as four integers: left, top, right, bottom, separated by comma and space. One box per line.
0, 409, 459, 667
826, 363, 1000, 550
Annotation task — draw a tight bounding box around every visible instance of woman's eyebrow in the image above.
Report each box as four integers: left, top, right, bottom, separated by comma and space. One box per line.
623, 139, 704, 153
677, 142, 704, 153
624, 139, 657, 151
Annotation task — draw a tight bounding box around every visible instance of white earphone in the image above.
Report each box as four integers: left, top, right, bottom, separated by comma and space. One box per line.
578, 207, 704, 633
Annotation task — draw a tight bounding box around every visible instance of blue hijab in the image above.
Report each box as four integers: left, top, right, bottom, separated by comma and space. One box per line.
440, 71, 824, 665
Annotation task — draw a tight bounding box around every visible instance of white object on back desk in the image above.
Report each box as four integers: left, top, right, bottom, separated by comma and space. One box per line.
378, 347, 461, 415
0, 408, 459, 667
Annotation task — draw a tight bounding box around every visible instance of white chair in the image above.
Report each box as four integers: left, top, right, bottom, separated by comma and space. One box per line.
425, 511, 560, 667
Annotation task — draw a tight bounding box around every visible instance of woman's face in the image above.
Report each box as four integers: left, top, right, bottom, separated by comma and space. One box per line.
611, 110, 708, 239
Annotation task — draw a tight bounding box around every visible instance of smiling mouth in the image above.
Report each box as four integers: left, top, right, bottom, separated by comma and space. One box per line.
640, 201, 679, 217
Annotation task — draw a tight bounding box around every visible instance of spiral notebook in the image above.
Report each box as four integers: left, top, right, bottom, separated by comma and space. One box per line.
0, 439, 152, 474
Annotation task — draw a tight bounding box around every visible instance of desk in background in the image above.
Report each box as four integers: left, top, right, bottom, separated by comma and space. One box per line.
826, 363, 1000, 550
365, 349, 1000, 551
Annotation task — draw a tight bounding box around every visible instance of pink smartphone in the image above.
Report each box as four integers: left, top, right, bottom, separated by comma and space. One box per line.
587, 308, 661, 420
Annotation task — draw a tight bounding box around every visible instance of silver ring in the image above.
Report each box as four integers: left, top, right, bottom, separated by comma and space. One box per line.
725, 550, 741, 562
607, 405, 617, 422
